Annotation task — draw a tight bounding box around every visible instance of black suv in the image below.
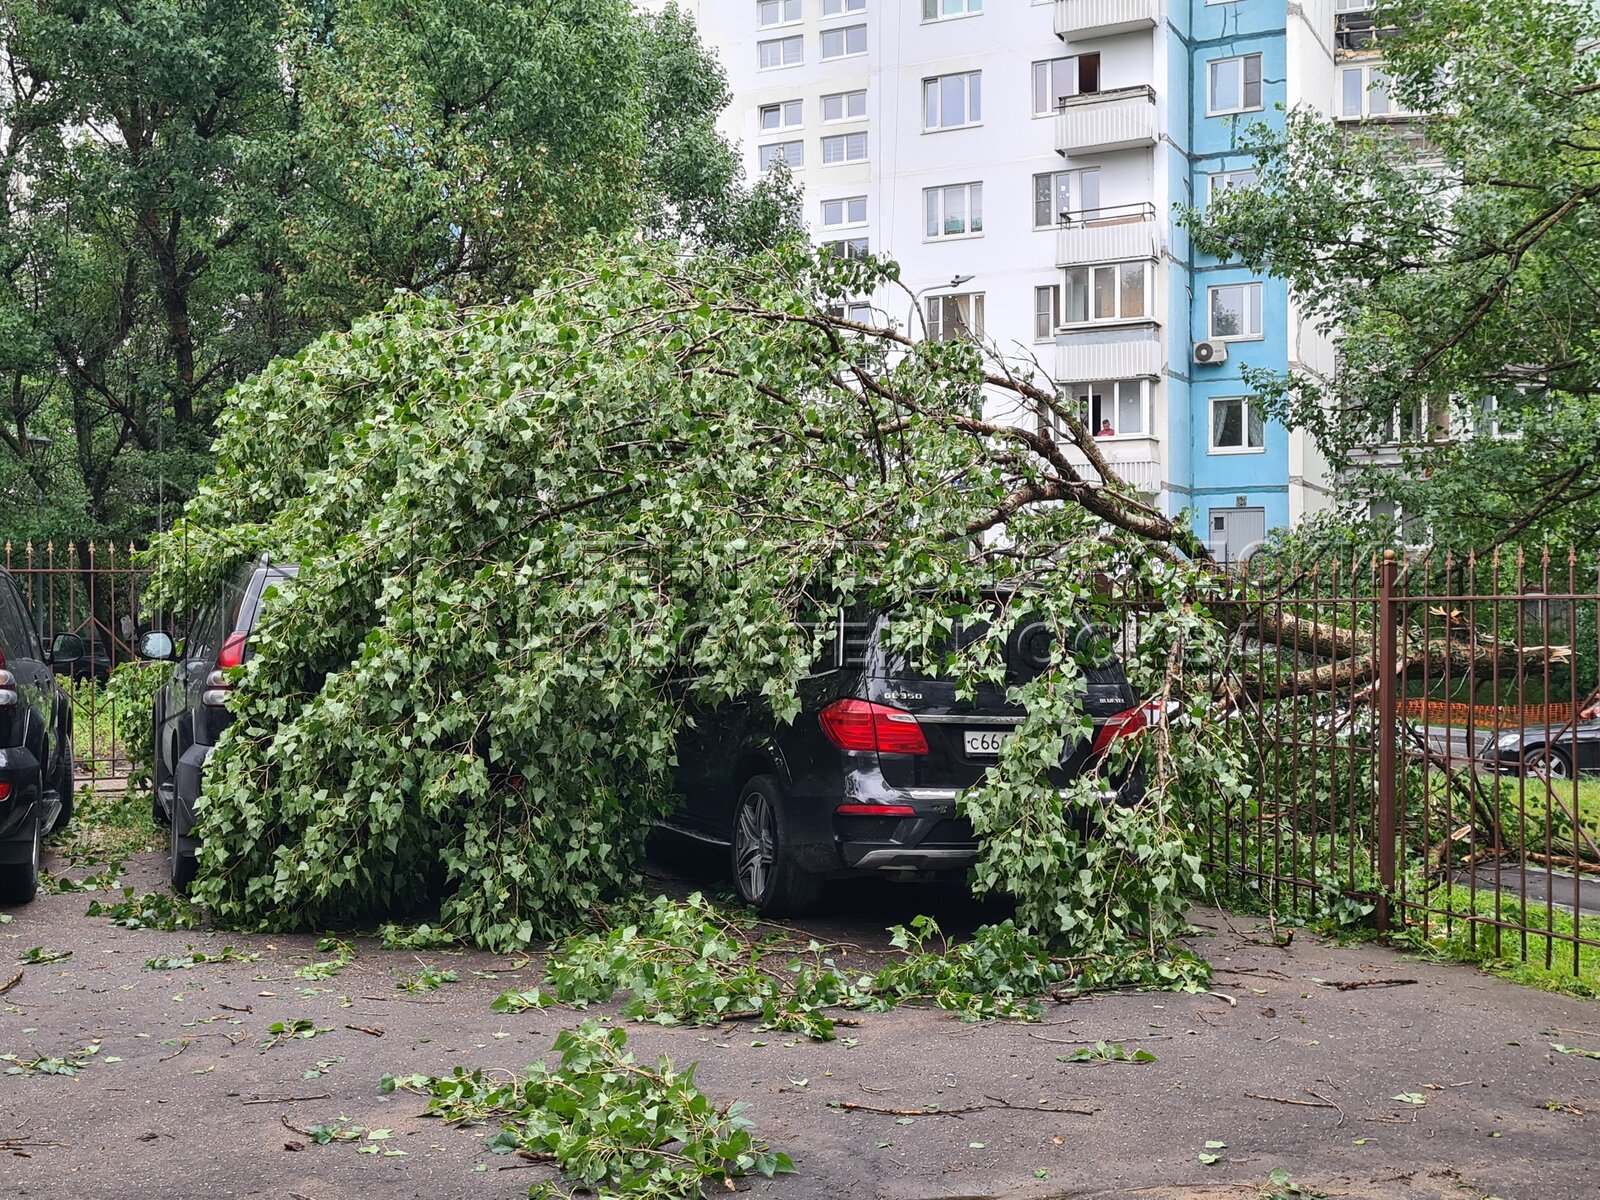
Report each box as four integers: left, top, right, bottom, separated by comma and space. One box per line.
139, 555, 296, 891
0, 568, 80, 903
666, 610, 1147, 915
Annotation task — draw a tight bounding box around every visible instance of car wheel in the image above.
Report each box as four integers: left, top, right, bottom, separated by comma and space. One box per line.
169, 810, 197, 895
47, 735, 74, 833
0, 811, 42, 905
1525, 747, 1572, 780
730, 775, 821, 917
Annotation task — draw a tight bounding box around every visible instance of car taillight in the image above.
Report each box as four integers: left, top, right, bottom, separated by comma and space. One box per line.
819, 699, 929, 755
0, 781, 10, 800
1091, 705, 1148, 756
204, 632, 249, 707
0, 667, 14, 708
836, 803, 918, 816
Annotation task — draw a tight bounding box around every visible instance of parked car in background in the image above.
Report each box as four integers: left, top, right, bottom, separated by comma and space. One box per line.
139, 555, 297, 892
0, 568, 80, 903
665, 608, 1148, 915
50, 633, 113, 684
1481, 719, 1600, 778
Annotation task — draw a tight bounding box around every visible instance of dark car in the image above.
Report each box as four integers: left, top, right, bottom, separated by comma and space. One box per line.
0, 568, 80, 903
1481, 719, 1600, 778
664, 609, 1148, 915
51, 634, 113, 684
139, 555, 297, 891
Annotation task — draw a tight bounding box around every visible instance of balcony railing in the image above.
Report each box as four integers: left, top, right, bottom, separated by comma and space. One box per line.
1054, 325, 1161, 382
1335, 9, 1401, 53
1054, 0, 1159, 41
1055, 85, 1157, 157
1055, 202, 1159, 266
1062, 438, 1162, 494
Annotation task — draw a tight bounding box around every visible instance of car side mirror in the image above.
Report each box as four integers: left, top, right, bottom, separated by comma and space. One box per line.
51, 633, 84, 664
138, 631, 175, 661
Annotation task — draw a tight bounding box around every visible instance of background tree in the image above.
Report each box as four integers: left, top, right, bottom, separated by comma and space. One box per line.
1193, 0, 1600, 551
0, 0, 793, 545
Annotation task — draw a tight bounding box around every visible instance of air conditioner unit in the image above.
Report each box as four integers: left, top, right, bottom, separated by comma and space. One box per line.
1193, 340, 1228, 365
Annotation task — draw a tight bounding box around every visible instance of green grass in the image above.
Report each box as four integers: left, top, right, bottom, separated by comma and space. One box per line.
1400, 882, 1600, 1000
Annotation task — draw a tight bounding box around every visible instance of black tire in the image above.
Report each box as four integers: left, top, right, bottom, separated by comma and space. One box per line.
730, 775, 822, 917
1525, 746, 1572, 780
48, 735, 74, 834
0, 810, 42, 906
169, 807, 196, 894
151, 698, 170, 826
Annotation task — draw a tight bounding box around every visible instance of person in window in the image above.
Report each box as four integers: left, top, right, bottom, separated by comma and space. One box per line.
1096, 419, 1115, 438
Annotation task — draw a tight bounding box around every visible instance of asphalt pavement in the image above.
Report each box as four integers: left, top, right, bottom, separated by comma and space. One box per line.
1, 846, 1597, 1200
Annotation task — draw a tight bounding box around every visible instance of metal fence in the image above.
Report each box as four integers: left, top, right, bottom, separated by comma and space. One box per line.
6, 538, 1596, 978
4, 541, 157, 781
1194, 547, 1600, 983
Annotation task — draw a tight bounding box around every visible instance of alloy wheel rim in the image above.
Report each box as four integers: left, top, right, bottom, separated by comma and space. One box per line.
735, 793, 776, 901
1531, 751, 1569, 779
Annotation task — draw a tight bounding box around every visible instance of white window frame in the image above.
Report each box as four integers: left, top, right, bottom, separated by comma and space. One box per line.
1034, 284, 1060, 341
1339, 63, 1405, 119
822, 236, 870, 261
820, 131, 868, 165
924, 182, 983, 241
1074, 379, 1150, 440
1208, 168, 1259, 199
826, 300, 874, 323
1207, 281, 1264, 340
756, 0, 802, 28
821, 89, 867, 123
923, 0, 982, 20
758, 140, 804, 172
1208, 53, 1263, 116
1031, 54, 1101, 117
820, 24, 867, 61
757, 35, 803, 71
759, 99, 803, 133
1209, 395, 1266, 454
1033, 167, 1101, 228
820, 195, 868, 229
823, 0, 867, 12
925, 292, 984, 341
923, 71, 982, 132
1062, 261, 1151, 326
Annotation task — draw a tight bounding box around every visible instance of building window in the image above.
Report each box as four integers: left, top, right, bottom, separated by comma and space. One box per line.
823, 0, 867, 12
1339, 63, 1404, 118
826, 300, 874, 323
1075, 379, 1148, 438
1210, 396, 1265, 452
1208, 53, 1263, 115
1033, 168, 1101, 227
925, 292, 984, 341
758, 140, 804, 171
1208, 281, 1263, 339
923, 72, 982, 131
822, 89, 867, 122
1063, 261, 1149, 324
924, 0, 982, 18
1208, 169, 1259, 199
820, 24, 867, 60
757, 0, 801, 26
822, 237, 869, 260
924, 182, 983, 239
1031, 54, 1101, 116
759, 100, 803, 132
1034, 285, 1060, 340
758, 35, 803, 70
820, 132, 868, 164
821, 195, 868, 227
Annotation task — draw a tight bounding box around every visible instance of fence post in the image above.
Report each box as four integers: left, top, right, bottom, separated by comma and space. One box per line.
1375, 549, 1399, 933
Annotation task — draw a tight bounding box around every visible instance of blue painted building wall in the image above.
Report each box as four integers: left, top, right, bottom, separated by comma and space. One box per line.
1167, 1, 1293, 549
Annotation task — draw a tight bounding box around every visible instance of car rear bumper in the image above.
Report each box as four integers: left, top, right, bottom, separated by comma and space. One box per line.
0, 746, 42, 846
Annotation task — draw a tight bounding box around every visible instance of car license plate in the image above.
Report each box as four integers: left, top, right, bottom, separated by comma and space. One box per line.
964, 729, 1013, 756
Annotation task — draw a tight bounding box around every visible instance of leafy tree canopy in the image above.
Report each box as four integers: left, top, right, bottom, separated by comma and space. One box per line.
147, 241, 1229, 966
1192, 0, 1600, 551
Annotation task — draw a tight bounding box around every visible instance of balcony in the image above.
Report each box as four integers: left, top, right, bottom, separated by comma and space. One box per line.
1054, 0, 1159, 41
1055, 202, 1159, 267
1054, 325, 1161, 382
1063, 438, 1162, 495
1056, 86, 1156, 157
1335, 9, 1401, 54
